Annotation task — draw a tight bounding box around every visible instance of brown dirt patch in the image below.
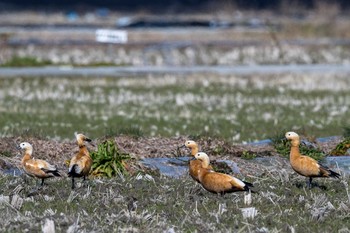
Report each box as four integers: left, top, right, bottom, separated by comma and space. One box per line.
0, 135, 343, 177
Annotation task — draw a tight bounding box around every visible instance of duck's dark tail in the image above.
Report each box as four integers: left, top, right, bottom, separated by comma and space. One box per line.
42, 168, 61, 177
328, 169, 341, 179
319, 164, 341, 179
67, 164, 78, 177
243, 181, 257, 193
51, 170, 61, 177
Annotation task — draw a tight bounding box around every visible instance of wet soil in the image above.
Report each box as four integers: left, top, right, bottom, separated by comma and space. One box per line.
0, 135, 343, 177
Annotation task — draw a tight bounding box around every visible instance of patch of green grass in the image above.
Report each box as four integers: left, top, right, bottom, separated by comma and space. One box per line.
1, 56, 52, 67
90, 140, 131, 177
330, 137, 350, 156
241, 150, 257, 160
0, 151, 13, 157
210, 160, 235, 174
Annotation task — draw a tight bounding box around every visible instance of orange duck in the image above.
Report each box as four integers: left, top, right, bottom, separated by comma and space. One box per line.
184, 140, 213, 182
194, 152, 253, 194
19, 142, 60, 187
68, 133, 93, 189
285, 131, 340, 188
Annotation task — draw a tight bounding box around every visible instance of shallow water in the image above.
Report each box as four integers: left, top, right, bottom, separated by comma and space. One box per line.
141, 157, 240, 178
1, 167, 22, 176
322, 156, 350, 174
141, 156, 350, 178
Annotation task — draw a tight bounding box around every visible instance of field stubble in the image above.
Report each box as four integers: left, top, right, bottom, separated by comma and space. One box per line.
0, 162, 350, 232
1, 10, 350, 232
0, 71, 350, 231
0, 72, 349, 142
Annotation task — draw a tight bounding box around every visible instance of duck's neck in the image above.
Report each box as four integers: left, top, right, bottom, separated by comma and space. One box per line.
79, 144, 90, 156
197, 166, 209, 182
21, 151, 32, 164
201, 157, 210, 169
191, 146, 198, 157
290, 139, 301, 160
77, 137, 85, 146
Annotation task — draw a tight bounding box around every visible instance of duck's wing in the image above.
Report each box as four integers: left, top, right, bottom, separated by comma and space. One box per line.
23, 159, 52, 177
318, 162, 341, 178
68, 154, 92, 176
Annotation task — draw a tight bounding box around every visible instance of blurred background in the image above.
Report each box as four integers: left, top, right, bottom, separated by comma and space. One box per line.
1, 0, 350, 66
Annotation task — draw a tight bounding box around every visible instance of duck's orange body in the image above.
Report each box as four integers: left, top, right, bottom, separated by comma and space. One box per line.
286, 132, 340, 188
185, 140, 213, 182
68, 133, 93, 189
189, 160, 203, 182
195, 152, 253, 194
20, 142, 60, 186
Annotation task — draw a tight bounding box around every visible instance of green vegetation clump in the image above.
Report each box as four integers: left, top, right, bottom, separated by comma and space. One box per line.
331, 127, 350, 155
90, 140, 130, 177
1, 56, 52, 67
272, 135, 325, 161
210, 160, 233, 174
241, 150, 257, 160
330, 138, 350, 156
0, 151, 13, 157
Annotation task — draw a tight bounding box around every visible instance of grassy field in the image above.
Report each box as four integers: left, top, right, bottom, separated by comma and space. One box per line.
0, 72, 349, 142
2, 9, 350, 232
1, 60, 350, 233
1, 165, 350, 232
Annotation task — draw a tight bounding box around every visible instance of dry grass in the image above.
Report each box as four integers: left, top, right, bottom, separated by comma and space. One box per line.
0, 159, 349, 232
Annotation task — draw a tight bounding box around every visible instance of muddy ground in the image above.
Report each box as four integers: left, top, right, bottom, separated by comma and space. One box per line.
0, 135, 343, 178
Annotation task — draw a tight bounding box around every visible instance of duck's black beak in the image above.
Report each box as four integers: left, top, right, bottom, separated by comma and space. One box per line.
87, 139, 95, 147
85, 137, 92, 142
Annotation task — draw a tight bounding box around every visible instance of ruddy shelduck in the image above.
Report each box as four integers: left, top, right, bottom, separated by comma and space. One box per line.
285, 131, 340, 188
68, 133, 93, 189
184, 140, 213, 182
195, 152, 253, 194
19, 142, 60, 187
